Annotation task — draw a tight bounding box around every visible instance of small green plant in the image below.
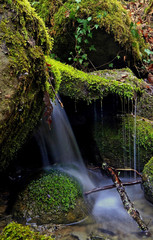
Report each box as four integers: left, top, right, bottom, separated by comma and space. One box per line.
68, 0, 99, 70
0, 222, 54, 240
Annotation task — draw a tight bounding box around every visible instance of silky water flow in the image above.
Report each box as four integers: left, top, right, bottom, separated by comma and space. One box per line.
35, 100, 153, 240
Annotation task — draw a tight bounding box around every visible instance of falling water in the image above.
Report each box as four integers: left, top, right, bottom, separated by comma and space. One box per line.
34, 98, 153, 239
36, 100, 94, 191
133, 98, 137, 178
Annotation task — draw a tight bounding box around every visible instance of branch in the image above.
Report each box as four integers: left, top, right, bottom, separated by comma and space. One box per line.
84, 180, 142, 196
102, 162, 151, 235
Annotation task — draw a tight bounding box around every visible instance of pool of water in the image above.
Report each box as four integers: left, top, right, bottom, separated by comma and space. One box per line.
52, 170, 153, 240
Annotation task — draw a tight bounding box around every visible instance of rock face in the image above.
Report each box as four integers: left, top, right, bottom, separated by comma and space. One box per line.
93, 114, 153, 170
13, 170, 87, 225
142, 157, 153, 204
0, 0, 53, 172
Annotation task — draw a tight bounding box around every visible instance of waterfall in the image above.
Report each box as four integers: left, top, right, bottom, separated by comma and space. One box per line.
35, 100, 94, 191
133, 98, 137, 178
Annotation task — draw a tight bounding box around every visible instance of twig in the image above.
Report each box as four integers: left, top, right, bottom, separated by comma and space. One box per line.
102, 162, 151, 235
84, 180, 142, 195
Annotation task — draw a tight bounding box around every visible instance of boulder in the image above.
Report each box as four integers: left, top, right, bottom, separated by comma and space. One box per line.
48, 0, 146, 70
142, 157, 153, 204
13, 170, 87, 225
0, 0, 53, 172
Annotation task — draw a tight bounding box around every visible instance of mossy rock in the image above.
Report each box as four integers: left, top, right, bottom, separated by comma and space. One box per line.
13, 170, 87, 225
142, 157, 153, 204
46, 56, 147, 103
48, 0, 146, 69
93, 114, 153, 170
0, 0, 53, 172
137, 91, 153, 121
0, 221, 54, 240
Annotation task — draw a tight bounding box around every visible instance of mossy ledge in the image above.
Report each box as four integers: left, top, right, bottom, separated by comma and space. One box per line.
0, 0, 53, 172
142, 157, 153, 204
46, 56, 147, 103
0, 221, 54, 240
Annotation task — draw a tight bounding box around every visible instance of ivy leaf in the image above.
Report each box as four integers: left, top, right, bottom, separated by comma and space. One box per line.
109, 63, 113, 68
117, 55, 120, 59
94, 24, 99, 29
77, 37, 82, 43
89, 45, 96, 51
87, 16, 92, 21
84, 39, 89, 44
82, 54, 87, 60
79, 58, 83, 64
88, 32, 92, 38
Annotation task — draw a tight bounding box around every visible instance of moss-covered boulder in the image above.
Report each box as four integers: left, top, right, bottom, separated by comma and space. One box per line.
0, 221, 54, 240
46, 0, 146, 69
13, 170, 87, 225
46, 57, 148, 103
142, 157, 153, 204
137, 91, 153, 121
0, 0, 53, 172
93, 114, 153, 170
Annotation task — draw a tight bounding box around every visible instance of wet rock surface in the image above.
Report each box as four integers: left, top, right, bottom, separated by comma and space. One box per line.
142, 157, 153, 204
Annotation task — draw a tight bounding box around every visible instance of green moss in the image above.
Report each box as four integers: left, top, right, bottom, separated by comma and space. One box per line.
24, 170, 82, 212
52, 0, 146, 62
45, 57, 145, 103
143, 157, 153, 181
0, 222, 54, 240
137, 91, 153, 120
13, 170, 86, 224
93, 114, 153, 169
0, 1, 53, 171
29, 0, 67, 27
142, 157, 153, 203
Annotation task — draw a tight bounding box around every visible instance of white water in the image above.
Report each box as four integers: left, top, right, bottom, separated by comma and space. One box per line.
35, 99, 153, 239
133, 98, 137, 178
36, 100, 94, 191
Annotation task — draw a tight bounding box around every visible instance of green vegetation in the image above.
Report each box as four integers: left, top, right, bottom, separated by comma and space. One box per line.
23, 170, 82, 212
51, 0, 146, 64
0, 222, 54, 240
93, 114, 153, 169
13, 170, 86, 224
46, 56, 145, 103
142, 157, 153, 204
0, 0, 53, 171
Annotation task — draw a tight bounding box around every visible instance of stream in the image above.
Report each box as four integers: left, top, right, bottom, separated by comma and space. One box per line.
0, 99, 153, 240
34, 100, 153, 240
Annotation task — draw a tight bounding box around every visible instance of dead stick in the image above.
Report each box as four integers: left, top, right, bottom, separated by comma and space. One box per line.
102, 162, 151, 235
85, 180, 142, 195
